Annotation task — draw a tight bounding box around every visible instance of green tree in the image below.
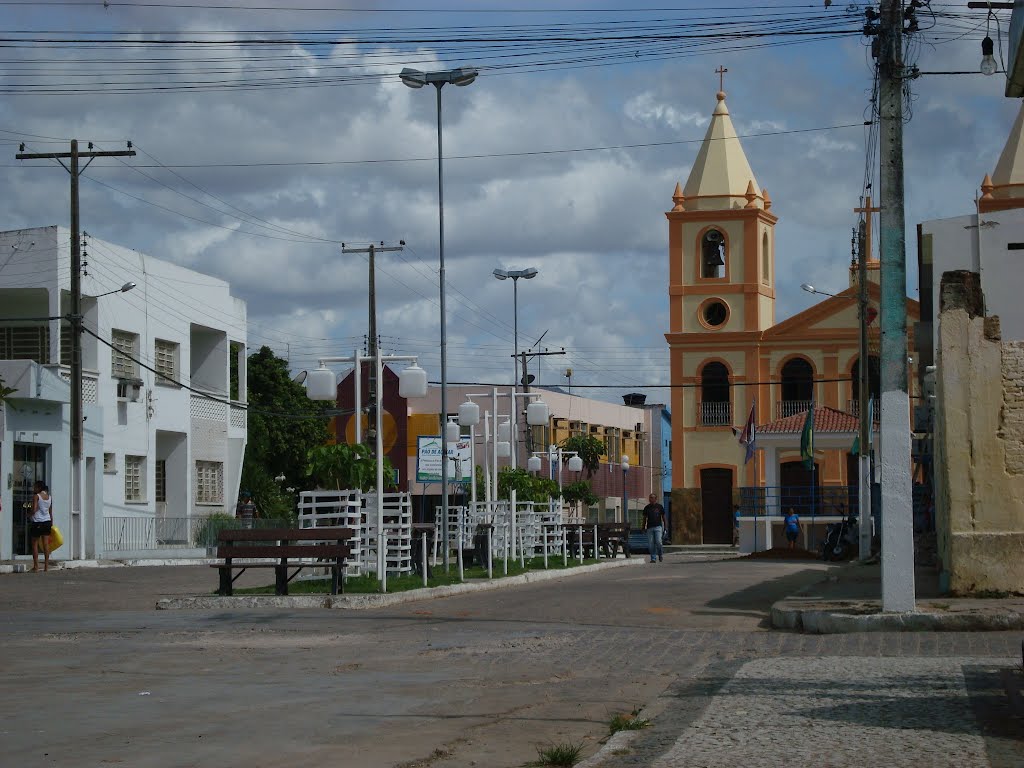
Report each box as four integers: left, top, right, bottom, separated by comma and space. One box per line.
306, 442, 395, 492
561, 480, 599, 508
497, 467, 559, 503
559, 434, 605, 477
243, 346, 330, 495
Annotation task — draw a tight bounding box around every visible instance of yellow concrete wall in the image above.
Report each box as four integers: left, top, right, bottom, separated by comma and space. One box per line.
936, 308, 1024, 593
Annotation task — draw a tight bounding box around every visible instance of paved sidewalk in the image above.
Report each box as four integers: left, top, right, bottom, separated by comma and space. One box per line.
586, 655, 1022, 768
580, 560, 1024, 767
771, 562, 1024, 633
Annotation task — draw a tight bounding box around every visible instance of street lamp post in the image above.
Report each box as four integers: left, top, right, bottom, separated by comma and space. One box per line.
620, 454, 630, 524
801, 280, 872, 558
401, 65, 478, 571
492, 268, 538, 389
72, 280, 136, 559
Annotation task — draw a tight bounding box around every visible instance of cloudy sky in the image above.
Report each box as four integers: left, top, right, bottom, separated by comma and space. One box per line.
0, 0, 1018, 406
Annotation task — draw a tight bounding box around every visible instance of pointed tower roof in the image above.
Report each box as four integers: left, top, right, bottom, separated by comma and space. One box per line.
682, 91, 762, 211
980, 101, 1024, 212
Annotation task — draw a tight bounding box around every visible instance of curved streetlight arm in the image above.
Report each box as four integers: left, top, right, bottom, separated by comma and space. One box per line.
90, 281, 137, 299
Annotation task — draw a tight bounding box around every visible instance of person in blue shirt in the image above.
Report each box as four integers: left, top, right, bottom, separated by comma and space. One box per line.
783, 508, 801, 550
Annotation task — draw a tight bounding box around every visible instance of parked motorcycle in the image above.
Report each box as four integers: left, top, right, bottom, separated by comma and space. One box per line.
820, 515, 858, 561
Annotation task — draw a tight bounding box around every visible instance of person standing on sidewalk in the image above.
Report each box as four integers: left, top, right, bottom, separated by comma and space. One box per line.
29, 481, 53, 572
783, 508, 802, 550
235, 491, 258, 529
642, 494, 666, 563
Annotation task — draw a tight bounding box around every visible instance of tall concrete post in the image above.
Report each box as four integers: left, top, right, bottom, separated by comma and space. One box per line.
878, 0, 916, 612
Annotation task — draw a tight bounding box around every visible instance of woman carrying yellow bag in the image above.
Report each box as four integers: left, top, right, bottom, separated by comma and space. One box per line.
29, 481, 54, 571
49, 524, 64, 552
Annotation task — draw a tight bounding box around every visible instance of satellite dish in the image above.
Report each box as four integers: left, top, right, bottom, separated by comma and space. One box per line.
292, 370, 308, 385
521, 374, 536, 386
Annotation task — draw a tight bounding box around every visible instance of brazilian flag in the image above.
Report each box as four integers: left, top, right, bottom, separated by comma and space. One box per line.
800, 405, 815, 470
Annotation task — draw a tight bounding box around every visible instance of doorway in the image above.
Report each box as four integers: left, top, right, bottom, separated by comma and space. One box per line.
780, 460, 820, 515
12, 444, 48, 556
700, 467, 734, 544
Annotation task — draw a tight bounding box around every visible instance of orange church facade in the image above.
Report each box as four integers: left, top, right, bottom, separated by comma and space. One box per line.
665, 89, 918, 544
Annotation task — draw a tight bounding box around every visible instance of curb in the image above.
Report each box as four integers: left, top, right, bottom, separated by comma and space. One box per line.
156, 555, 646, 610
771, 600, 1024, 633
575, 728, 645, 768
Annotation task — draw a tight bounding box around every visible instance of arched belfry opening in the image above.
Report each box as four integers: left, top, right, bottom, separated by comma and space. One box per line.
701, 229, 725, 278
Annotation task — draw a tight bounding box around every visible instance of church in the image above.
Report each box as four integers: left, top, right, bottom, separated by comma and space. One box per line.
664, 86, 919, 545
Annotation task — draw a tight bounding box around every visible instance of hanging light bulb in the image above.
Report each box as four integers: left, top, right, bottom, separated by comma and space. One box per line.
497, 419, 511, 443
981, 36, 998, 76
458, 398, 479, 427
496, 441, 511, 458
567, 455, 584, 473
305, 364, 337, 401
398, 362, 428, 398
526, 398, 549, 426
527, 455, 542, 472
445, 419, 461, 443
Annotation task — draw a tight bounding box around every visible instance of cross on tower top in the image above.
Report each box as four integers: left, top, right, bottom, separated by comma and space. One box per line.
854, 195, 882, 263
715, 65, 728, 92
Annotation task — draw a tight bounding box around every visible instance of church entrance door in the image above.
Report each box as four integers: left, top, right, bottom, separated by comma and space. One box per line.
700, 468, 734, 544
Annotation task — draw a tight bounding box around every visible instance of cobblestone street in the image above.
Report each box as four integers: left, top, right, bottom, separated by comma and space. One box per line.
1, 556, 1020, 767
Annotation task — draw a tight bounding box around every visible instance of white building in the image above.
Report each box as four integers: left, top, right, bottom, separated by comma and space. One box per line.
0, 226, 247, 561
918, 103, 1024, 372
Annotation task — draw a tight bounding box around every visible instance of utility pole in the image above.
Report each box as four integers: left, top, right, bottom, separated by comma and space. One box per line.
877, 0, 916, 611
856, 218, 872, 560
342, 241, 403, 454
17, 139, 135, 559
516, 348, 565, 456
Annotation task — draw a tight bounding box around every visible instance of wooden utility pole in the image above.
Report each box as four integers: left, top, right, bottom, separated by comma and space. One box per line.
516, 348, 565, 455
856, 218, 872, 560
16, 139, 134, 558
342, 242, 403, 452
877, 0, 916, 611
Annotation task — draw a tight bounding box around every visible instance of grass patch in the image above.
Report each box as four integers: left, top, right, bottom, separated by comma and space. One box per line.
608, 709, 650, 735
232, 555, 602, 595
530, 742, 584, 767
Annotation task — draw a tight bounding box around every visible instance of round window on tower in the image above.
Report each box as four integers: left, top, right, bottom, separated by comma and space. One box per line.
699, 298, 730, 330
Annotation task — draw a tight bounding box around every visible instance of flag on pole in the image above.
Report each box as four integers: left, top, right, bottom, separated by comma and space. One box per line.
738, 400, 756, 464
800, 403, 815, 470
852, 396, 874, 456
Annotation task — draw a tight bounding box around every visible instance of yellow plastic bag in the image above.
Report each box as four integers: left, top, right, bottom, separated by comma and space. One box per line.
49, 524, 64, 551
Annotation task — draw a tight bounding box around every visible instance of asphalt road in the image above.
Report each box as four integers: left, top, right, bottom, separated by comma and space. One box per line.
1, 556, 1019, 768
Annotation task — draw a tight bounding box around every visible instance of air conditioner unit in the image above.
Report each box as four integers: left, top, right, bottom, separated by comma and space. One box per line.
117, 377, 143, 402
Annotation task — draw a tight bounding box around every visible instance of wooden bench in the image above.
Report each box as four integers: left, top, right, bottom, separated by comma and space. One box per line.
210, 527, 355, 596
597, 522, 631, 558
564, 522, 632, 559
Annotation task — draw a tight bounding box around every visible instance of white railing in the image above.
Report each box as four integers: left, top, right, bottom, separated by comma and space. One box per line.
297, 489, 414, 577
778, 399, 813, 418
700, 400, 732, 426
103, 515, 288, 552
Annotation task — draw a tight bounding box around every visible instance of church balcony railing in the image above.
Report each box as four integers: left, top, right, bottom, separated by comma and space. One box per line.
777, 399, 813, 419
699, 400, 732, 427
847, 399, 882, 422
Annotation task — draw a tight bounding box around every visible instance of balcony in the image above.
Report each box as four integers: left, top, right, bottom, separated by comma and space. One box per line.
847, 399, 881, 421
699, 400, 732, 427
777, 399, 813, 419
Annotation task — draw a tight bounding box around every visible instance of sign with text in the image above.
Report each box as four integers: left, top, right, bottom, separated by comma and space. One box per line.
416, 436, 472, 483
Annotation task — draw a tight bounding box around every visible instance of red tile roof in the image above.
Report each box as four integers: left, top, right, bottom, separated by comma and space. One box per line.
758, 406, 861, 434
